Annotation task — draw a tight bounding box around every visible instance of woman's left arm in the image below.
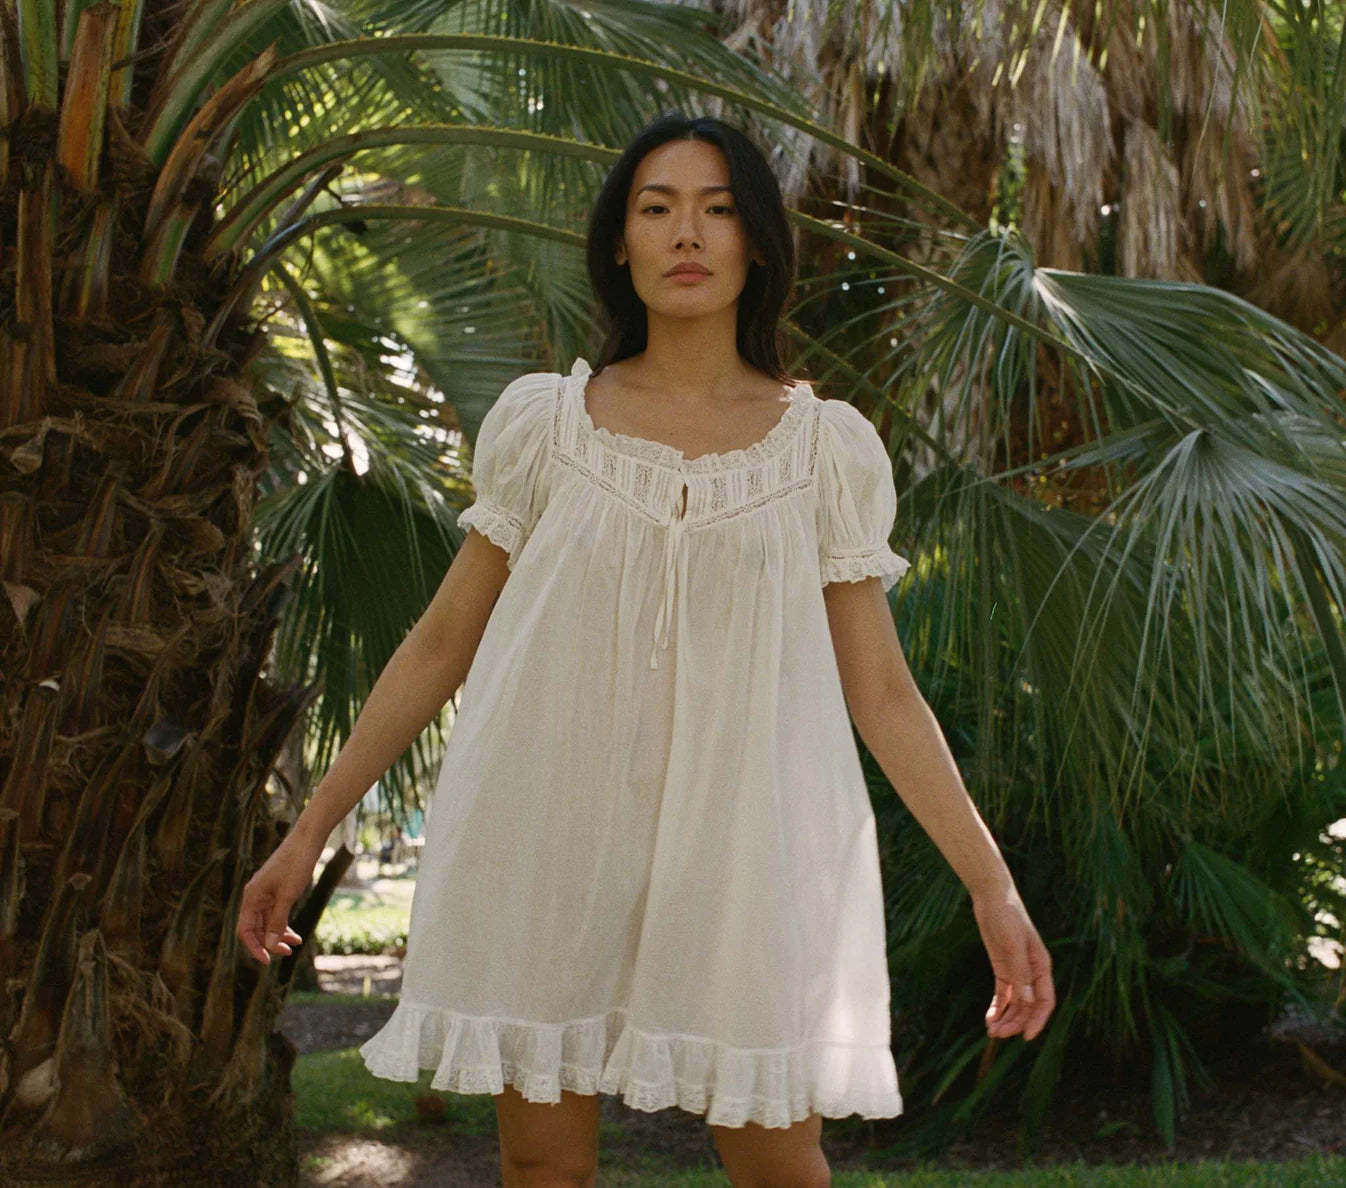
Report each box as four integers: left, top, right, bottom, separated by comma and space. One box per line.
823, 576, 1056, 1042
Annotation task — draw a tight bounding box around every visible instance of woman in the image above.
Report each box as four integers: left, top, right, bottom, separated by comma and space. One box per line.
239, 111, 1054, 1188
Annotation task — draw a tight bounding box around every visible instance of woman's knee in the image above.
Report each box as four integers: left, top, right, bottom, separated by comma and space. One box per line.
709, 1112, 830, 1188
494, 1083, 601, 1187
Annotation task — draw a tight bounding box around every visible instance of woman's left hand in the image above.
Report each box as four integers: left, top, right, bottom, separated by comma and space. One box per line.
971, 883, 1055, 1041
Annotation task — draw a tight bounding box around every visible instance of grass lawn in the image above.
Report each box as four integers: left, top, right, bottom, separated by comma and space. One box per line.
598, 1165, 1346, 1186
293, 1047, 1345, 1187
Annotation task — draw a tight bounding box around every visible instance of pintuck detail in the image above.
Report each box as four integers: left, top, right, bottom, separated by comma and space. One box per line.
550, 355, 820, 529
552, 355, 824, 668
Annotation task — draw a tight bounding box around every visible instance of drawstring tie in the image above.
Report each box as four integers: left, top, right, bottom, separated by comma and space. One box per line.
650, 483, 687, 670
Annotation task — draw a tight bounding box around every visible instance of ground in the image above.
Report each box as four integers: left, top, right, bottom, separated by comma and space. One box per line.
279, 954, 1346, 1187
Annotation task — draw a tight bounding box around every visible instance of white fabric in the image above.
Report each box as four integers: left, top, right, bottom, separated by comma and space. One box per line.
359, 356, 911, 1128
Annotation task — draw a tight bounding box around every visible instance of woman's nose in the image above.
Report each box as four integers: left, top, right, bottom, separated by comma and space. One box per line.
672, 215, 703, 247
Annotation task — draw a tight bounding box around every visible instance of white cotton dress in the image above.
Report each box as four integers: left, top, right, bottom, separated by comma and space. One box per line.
358, 355, 912, 1129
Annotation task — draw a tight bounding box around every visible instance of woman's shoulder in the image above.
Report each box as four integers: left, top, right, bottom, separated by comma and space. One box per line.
473, 369, 563, 463
814, 398, 892, 485
476, 369, 564, 444
815, 394, 872, 431
496, 367, 565, 410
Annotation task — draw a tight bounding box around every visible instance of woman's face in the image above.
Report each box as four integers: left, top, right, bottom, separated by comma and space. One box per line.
615, 138, 764, 319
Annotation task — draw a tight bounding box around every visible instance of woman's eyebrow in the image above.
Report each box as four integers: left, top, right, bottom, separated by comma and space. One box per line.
636, 184, 734, 196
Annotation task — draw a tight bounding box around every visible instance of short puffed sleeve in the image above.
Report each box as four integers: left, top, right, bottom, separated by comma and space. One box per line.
457, 371, 558, 569
815, 398, 911, 591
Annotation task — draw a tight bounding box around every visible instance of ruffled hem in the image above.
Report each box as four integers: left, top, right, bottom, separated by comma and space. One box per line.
820, 547, 911, 592
359, 1000, 903, 1129
458, 500, 524, 566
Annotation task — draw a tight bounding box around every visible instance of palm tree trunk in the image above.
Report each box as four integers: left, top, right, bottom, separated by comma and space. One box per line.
0, 0, 332, 1170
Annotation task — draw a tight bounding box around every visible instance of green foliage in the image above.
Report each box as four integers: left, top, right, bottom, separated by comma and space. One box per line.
312, 901, 410, 956
808, 212, 1346, 1156
864, 584, 1346, 1158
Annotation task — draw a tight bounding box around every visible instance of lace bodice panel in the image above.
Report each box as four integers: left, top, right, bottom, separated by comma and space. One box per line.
551, 357, 821, 533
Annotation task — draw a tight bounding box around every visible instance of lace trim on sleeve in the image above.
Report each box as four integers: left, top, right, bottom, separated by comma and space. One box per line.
459, 500, 524, 563
821, 546, 911, 591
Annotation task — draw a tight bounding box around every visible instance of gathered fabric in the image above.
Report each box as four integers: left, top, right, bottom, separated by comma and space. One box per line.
359, 356, 911, 1128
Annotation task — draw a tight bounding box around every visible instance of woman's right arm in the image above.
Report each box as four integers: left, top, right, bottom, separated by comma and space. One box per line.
237, 528, 512, 964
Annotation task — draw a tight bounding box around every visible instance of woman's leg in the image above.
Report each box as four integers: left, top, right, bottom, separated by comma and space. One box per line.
493, 1083, 602, 1188
709, 1112, 831, 1188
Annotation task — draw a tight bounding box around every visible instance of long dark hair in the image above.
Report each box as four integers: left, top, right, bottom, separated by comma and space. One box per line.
584, 111, 799, 383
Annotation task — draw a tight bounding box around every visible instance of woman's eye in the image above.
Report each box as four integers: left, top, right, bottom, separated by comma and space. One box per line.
640, 205, 737, 215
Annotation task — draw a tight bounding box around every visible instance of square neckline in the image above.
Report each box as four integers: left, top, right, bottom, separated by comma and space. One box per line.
569, 356, 812, 474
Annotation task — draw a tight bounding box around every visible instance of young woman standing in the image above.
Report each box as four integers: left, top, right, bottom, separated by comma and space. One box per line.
239, 112, 1055, 1188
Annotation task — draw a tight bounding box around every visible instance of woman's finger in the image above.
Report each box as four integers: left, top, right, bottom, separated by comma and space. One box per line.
987, 997, 1020, 1032
1000, 981, 1055, 1039
987, 983, 1036, 1035
986, 987, 1012, 1023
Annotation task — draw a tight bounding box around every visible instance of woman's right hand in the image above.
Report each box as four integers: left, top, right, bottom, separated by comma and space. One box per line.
972, 883, 1055, 1041
236, 823, 325, 965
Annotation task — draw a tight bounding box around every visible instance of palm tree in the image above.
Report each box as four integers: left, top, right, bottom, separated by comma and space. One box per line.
711, 0, 1346, 1148
1, 0, 1342, 1181
0, 1, 816, 1178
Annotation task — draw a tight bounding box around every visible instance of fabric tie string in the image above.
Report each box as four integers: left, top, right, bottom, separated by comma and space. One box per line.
650, 486, 687, 670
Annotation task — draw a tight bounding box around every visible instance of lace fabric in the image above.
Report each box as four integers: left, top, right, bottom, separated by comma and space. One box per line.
359, 999, 903, 1129
457, 499, 524, 559
820, 546, 912, 592
554, 360, 822, 537
569, 355, 812, 476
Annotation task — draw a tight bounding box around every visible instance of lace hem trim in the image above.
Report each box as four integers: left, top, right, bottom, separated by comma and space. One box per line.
458, 500, 524, 563
569, 357, 812, 475
359, 999, 903, 1129
821, 547, 911, 592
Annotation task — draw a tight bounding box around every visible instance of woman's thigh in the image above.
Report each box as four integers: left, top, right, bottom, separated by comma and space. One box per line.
709, 1112, 829, 1187
493, 1083, 601, 1183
